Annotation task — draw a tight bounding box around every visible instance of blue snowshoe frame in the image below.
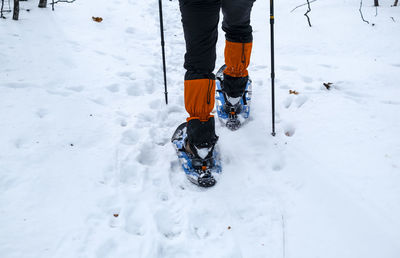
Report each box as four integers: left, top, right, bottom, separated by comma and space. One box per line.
215, 65, 252, 129
171, 123, 222, 187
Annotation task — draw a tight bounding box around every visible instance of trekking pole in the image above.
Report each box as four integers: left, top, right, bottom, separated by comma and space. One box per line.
270, 0, 276, 136
158, 0, 168, 105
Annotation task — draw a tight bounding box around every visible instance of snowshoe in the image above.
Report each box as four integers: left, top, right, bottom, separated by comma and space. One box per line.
171, 122, 222, 187
215, 64, 252, 130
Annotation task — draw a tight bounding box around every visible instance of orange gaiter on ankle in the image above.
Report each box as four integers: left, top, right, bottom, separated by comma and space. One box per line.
224, 40, 253, 78
184, 78, 215, 122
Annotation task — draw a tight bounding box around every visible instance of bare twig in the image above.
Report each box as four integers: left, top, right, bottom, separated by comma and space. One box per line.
359, 0, 369, 24
390, 16, 396, 22
290, 0, 317, 13
50, 0, 75, 11
1, 0, 5, 18
304, 0, 312, 27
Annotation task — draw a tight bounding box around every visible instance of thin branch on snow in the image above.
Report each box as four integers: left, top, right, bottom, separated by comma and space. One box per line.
304, 0, 312, 27
359, 0, 370, 24
50, 0, 76, 11
390, 16, 396, 22
290, 0, 317, 13
1, 0, 5, 18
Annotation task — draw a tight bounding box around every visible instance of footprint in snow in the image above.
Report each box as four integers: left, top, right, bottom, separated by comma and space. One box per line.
4, 82, 34, 89
154, 208, 182, 239
121, 130, 138, 145
126, 84, 143, 96
283, 122, 296, 137
301, 76, 313, 84
280, 65, 297, 72
116, 118, 128, 127
136, 143, 157, 166
94, 50, 106, 56
120, 157, 145, 188
381, 100, 400, 105
106, 83, 120, 93
145, 80, 156, 94
117, 71, 136, 80
149, 99, 162, 110
111, 55, 126, 61
294, 95, 308, 108
272, 154, 285, 171
283, 96, 293, 109
125, 27, 136, 34
95, 238, 117, 258
36, 108, 48, 118
124, 205, 147, 236
283, 95, 308, 108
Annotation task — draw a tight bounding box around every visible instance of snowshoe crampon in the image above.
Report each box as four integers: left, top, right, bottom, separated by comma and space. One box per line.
171, 123, 222, 187
215, 65, 252, 130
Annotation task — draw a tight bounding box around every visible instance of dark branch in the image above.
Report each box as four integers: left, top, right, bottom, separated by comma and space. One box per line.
1, 0, 5, 18
290, 0, 317, 13
50, 0, 76, 11
304, 0, 312, 27
359, 0, 369, 24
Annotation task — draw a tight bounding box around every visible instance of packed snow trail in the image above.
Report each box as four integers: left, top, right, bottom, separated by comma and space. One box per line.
1, 0, 400, 258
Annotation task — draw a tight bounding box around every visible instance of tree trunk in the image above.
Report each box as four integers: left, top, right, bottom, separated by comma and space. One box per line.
374, 0, 379, 6
12, 0, 19, 20
38, 0, 47, 8
394, 0, 399, 6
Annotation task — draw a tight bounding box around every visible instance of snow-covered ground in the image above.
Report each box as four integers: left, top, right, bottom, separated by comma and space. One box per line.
1, 0, 400, 257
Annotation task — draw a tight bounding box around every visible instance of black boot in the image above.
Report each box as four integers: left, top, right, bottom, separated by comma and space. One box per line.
186, 117, 218, 162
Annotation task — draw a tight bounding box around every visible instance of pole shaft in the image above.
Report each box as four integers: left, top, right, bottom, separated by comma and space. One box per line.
270, 0, 276, 136
158, 0, 168, 105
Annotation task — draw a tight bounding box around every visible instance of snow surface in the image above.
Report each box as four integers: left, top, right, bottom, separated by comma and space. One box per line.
1, 0, 400, 257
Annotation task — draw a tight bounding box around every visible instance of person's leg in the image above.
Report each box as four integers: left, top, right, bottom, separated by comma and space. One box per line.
221, 0, 255, 98
179, 0, 221, 151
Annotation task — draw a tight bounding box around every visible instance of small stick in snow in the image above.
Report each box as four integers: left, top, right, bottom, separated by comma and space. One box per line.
304, 0, 312, 27
289, 90, 299, 95
359, 0, 370, 24
323, 82, 333, 90
50, 0, 76, 11
1, 0, 5, 18
390, 17, 396, 22
290, 0, 317, 13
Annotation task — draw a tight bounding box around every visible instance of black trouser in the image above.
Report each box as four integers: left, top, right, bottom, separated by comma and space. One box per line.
179, 0, 255, 80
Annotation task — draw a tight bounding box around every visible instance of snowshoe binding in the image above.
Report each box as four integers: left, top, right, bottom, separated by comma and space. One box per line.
215, 65, 252, 130
171, 122, 222, 187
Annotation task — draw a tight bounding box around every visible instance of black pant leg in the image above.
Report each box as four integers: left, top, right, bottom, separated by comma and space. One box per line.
221, 0, 255, 43
179, 0, 221, 80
